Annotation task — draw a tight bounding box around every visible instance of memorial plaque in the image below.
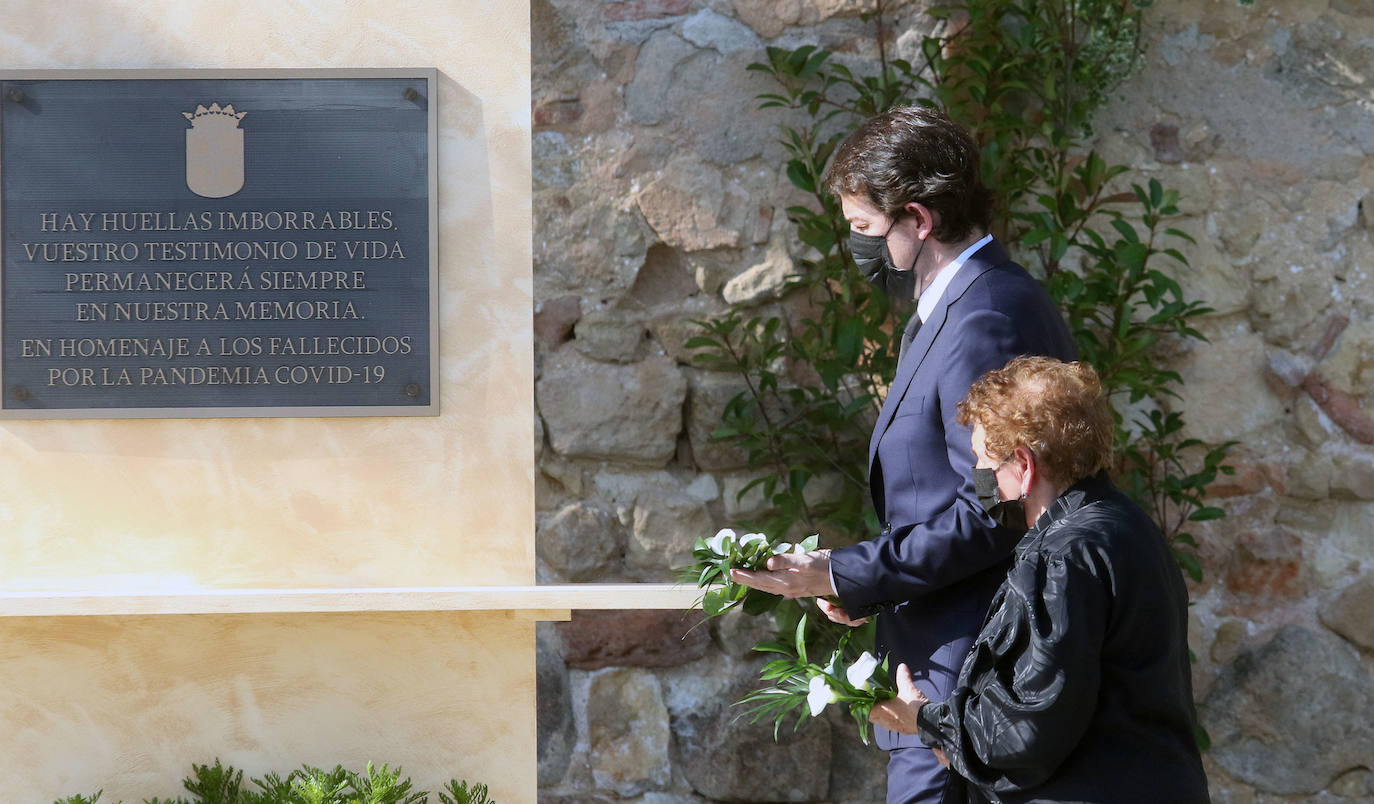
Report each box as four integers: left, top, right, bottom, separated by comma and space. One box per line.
0, 69, 438, 418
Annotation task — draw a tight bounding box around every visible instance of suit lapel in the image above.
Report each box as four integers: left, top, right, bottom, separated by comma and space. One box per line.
868, 301, 946, 469
867, 239, 1010, 472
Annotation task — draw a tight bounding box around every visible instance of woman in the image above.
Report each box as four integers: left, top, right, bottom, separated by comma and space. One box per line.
868, 356, 1209, 803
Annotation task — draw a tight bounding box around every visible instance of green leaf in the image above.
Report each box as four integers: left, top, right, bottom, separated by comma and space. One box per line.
835, 315, 865, 365
1109, 218, 1140, 244
786, 161, 816, 193
1174, 550, 1204, 583
1195, 723, 1212, 752
1164, 226, 1197, 244
743, 590, 783, 615
1188, 506, 1226, 522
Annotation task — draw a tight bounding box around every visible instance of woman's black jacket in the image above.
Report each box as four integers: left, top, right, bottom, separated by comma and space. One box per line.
915, 473, 1209, 803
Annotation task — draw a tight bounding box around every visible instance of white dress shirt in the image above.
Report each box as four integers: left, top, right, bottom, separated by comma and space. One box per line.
916, 233, 994, 322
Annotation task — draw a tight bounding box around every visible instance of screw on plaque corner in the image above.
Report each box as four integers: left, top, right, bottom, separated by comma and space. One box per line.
403, 87, 419, 102
12, 386, 30, 401
7, 89, 26, 103
404, 383, 422, 398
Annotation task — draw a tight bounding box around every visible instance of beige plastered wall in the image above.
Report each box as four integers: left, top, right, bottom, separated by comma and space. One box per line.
0, 1, 537, 800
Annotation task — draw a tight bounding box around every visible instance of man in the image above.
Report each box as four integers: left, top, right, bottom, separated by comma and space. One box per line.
733, 106, 1077, 804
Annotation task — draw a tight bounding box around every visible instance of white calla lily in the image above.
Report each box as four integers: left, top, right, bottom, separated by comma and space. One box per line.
845, 651, 880, 691
807, 674, 838, 716
706, 529, 736, 556
739, 532, 768, 549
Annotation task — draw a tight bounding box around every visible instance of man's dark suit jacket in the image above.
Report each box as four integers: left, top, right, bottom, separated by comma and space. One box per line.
830, 239, 1076, 754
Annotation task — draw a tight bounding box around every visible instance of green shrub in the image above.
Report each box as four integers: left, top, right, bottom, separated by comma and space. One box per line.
55, 760, 492, 804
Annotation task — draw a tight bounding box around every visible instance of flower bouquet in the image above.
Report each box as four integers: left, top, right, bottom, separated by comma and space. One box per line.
740, 616, 895, 744
676, 528, 819, 616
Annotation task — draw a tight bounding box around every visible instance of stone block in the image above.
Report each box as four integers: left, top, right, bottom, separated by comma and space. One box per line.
535, 409, 546, 464
537, 349, 687, 464
587, 668, 672, 795
1150, 122, 1184, 164
533, 130, 579, 189
629, 244, 701, 309
731, 0, 804, 38
711, 608, 779, 658
722, 240, 797, 306
603, 0, 693, 23
1220, 528, 1306, 602
682, 9, 762, 54
625, 31, 698, 126
649, 301, 729, 367
1172, 322, 1287, 444
1316, 502, 1374, 588
534, 98, 584, 128
802, 471, 847, 510
1161, 218, 1251, 317
1319, 573, 1374, 652
538, 500, 625, 582
1328, 444, 1374, 500
673, 677, 831, 801
636, 157, 743, 251
535, 295, 583, 349
1276, 15, 1374, 105
573, 308, 648, 363
1203, 459, 1281, 499
629, 487, 717, 575
1209, 619, 1249, 666
718, 473, 768, 520
827, 713, 888, 802
685, 53, 776, 166
535, 189, 646, 302
687, 250, 742, 296
1284, 449, 1331, 501
540, 456, 587, 499
1204, 625, 1374, 795
559, 610, 710, 670
537, 623, 576, 787
590, 468, 679, 509
686, 373, 756, 471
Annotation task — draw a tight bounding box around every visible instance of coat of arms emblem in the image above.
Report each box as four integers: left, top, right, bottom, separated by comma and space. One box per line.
182, 102, 245, 198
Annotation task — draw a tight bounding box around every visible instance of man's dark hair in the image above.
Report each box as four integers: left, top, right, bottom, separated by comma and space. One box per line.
824, 105, 993, 243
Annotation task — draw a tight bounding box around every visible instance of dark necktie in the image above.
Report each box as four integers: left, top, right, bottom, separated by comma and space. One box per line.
897, 312, 922, 365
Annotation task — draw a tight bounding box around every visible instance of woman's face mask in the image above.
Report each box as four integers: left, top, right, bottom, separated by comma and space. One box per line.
973, 459, 1028, 533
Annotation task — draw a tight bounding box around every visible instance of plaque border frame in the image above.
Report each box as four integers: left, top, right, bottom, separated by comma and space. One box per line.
0, 67, 440, 420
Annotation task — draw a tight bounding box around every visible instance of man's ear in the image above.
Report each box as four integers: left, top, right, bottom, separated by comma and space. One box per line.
901, 201, 938, 239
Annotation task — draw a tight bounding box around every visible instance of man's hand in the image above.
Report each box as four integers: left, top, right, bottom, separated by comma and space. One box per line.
730, 549, 835, 599
817, 597, 870, 627
868, 663, 932, 736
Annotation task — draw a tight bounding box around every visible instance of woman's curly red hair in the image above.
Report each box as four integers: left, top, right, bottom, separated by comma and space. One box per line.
957, 356, 1113, 488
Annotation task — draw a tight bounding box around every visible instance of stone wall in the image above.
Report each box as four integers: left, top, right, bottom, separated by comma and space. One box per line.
534, 1, 1374, 801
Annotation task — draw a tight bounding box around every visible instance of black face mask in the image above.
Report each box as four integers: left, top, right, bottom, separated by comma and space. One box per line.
973, 466, 1028, 533
849, 223, 925, 300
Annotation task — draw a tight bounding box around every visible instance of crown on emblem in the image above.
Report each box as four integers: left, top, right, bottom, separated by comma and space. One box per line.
182, 102, 246, 128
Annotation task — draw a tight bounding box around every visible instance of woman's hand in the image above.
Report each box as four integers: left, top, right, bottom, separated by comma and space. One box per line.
817, 597, 870, 626
868, 663, 931, 735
